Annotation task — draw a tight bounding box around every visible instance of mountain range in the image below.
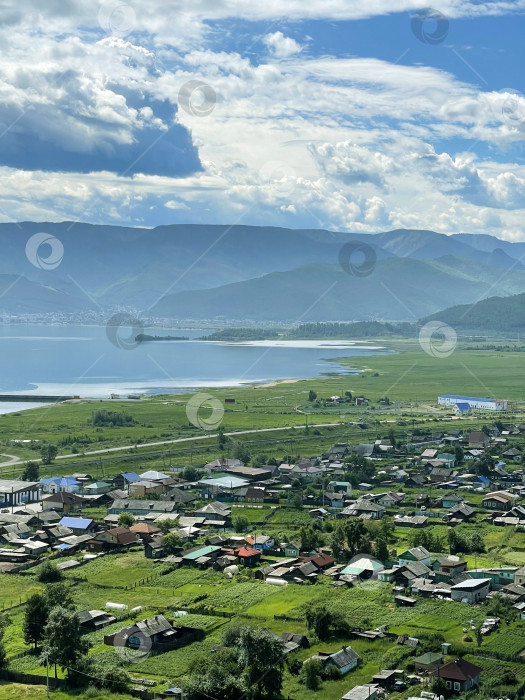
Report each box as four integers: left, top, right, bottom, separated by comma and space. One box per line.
2, 221, 525, 322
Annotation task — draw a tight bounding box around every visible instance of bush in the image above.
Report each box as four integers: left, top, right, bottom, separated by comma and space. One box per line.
321, 663, 341, 681
37, 560, 63, 583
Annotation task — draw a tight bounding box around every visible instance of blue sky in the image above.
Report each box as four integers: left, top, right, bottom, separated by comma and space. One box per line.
1, 1, 525, 238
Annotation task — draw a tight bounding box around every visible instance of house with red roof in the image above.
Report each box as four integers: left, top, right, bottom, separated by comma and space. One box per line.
233, 546, 261, 566
433, 658, 481, 693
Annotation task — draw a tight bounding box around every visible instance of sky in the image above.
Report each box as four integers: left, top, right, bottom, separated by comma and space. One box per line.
1, 0, 525, 239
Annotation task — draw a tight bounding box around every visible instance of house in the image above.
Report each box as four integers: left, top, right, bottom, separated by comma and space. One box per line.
130, 523, 160, 542
515, 566, 525, 586
281, 632, 309, 648
88, 527, 137, 551
405, 474, 426, 488
233, 546, 261, 567
398, 546, 431, 567
377, 492, 404, 508
341, 500, 384, 520
107, 499, 178, 516
455, 402, 471, 415
394, 561, 431, 585
303, 552, 336, 570
433, 658, 481, 693
0, 480, 41, 507
203, 458, 242, 474
105, 615, 204, 650
328, 481, 351, 495
83, 481, 112, 495
112, 472, 142, 490
451, 578, 491, 603
433, 557, 467, 577
226, 466, 273, 482
468, 431, 490, 449
342, 685, 379, 700
414, 652, 443, 672
40, 477, 80, 494
284, 542, 301, 557
181, 545, 223, 567
194, 502, 231, 521
482, 493, 513, 511
503, 447, 522, 462
129, 480, 164, 498
312, 646, 360, 675
58, 517, 95, 536
447, 503, 475, 522
42, 492, 84, 513
440, 492, 463, 508
396, 515, 428, 528
235, 487, 266, 504
78, 610, 117, 631
245, 534, 274, 551
340, 554, 385, 579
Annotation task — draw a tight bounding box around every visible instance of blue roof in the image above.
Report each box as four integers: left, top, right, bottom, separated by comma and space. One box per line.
55, 543, 73, 549
439, 395, 496, 402
121, 472, 141, 482
59, 517, 93, 529
479, 475, 490, 482
456, 403, 470, 410
40, 477, 79, 486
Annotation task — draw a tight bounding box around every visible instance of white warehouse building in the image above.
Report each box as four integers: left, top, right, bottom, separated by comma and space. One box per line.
438, 395, 508, 411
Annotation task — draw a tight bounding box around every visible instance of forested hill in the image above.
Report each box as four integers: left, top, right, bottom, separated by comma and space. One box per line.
421, 292, 525, 334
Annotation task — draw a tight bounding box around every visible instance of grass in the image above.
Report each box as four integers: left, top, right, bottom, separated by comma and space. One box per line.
64, 551, 164, 588
0, 684, 137, 700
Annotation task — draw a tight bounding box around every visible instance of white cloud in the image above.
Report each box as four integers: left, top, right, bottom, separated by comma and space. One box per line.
263, 32, 302, 58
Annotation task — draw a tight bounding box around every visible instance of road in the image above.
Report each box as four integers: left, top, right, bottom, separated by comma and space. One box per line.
13, 422, 346, 467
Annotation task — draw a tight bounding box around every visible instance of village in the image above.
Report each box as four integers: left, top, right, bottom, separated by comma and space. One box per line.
0, 394, 522, 700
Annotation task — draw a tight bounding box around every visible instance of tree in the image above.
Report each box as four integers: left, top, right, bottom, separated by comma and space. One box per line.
23, 593, 48, 649
308, 390, 317, 402
40, 443, 58, 465
330, 524, 346, 560
182, 465, 199, 481
21, 461, 39, 481
42, 606, 90, 680
218, 425, 227, 450
302, 658, 322, 690
41, 442, 59, 463
375, 536, 389, 562
37, 560, 63, 584
237, 627, 285, 699
156, 518, 179, 534
233, 515, 249, 532
232, 441, 250, 464
454, 445, 464, 465
162, 532, 183, 554
431, 676, 449, 698
344, 519, 371, 556
299, 525, 320, 553
117, 512, 135, 528
475, 625, 483, 648
305, 604, 349, 641
43, 582, 75, 612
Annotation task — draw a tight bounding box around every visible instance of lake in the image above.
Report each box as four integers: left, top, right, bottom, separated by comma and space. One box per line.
0, 324, 391, 413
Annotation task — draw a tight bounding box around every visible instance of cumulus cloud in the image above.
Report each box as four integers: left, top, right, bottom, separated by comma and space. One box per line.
263, 32, 302, 58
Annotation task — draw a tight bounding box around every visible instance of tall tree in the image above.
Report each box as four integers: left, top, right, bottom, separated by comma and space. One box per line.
43, 582, 75, 611
42, 606, 90, 680
23, 593, 48, 649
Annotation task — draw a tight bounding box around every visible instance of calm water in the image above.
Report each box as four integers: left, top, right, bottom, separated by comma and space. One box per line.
0, 324, 391, 412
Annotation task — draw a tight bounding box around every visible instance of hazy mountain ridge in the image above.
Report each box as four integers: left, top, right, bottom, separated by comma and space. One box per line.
1, 222, 525, 320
